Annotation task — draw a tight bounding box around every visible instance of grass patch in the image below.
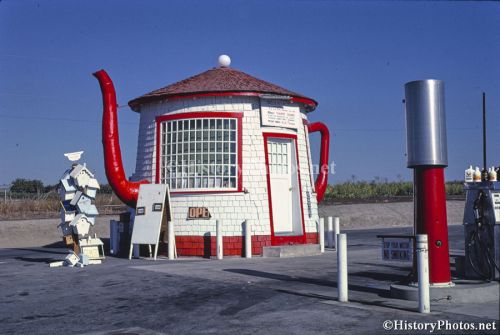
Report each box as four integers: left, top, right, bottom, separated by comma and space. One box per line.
0, 192, 124, 220
323, 180, 464, 201
1, 181, 466, 219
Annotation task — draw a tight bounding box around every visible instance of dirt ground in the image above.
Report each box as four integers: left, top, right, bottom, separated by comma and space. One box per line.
319, 200, 465, 230
0, 215, 114, 248
0, 201, 464, 249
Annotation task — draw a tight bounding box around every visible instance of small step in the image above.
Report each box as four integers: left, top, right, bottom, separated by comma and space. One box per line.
262, 244, 322, 258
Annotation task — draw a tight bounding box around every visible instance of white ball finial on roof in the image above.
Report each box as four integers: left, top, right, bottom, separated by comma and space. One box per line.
218, 54, 231, 67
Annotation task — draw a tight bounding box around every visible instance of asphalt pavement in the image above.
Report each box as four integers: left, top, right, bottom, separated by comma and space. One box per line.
0, 225, 498, 335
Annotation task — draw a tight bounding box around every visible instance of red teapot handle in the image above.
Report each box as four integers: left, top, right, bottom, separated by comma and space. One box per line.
307, 122, 330, 202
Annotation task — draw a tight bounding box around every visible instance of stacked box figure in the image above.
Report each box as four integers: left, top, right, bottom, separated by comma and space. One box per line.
58, 163, 100, 241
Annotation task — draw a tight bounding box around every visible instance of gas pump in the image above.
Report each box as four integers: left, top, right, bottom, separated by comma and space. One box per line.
463, 93, 500, 281
463, 182, 500, 280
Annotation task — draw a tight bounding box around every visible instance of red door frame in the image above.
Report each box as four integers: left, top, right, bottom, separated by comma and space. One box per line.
263, 132, 307, 246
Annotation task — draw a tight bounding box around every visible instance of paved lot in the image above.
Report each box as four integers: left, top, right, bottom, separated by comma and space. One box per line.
0, 225, 498, 335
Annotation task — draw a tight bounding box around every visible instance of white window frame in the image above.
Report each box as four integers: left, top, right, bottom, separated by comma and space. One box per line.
157, 114, 240, 192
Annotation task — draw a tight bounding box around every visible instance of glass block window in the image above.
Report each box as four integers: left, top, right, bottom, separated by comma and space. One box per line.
159, 117, 239, 191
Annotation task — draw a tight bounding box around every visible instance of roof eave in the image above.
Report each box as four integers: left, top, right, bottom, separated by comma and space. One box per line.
128, 91, 317, 113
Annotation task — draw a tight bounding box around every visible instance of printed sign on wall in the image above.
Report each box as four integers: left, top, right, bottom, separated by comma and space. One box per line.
261, 100, 299, 130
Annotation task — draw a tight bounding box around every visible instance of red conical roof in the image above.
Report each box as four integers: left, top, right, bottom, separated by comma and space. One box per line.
128, 66, 317, 111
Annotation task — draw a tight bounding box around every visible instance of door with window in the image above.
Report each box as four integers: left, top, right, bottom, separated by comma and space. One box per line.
266, 136, 304, 244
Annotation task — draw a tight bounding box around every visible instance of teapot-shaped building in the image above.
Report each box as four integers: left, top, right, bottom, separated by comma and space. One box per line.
94, 56, 330, 257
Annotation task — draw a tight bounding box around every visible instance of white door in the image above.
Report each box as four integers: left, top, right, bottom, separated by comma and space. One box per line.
267, 138, 303, 236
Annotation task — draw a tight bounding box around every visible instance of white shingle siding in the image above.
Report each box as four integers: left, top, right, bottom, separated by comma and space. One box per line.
132, 96, 319, 237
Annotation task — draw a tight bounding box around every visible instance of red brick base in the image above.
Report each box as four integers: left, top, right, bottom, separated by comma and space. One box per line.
173, 232, 319, 257
174, 235, 271, 257
305, 232, 319, 244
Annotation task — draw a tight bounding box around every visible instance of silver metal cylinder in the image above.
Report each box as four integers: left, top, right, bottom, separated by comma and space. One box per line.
404, 80, 448, 167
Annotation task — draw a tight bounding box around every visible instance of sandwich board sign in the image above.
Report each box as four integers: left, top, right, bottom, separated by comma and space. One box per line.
129, 184, 171, 260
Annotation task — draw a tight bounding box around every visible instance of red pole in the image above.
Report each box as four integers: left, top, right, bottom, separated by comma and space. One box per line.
414, 167, 451, 284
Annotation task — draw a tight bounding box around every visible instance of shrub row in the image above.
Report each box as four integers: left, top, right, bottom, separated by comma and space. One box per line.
323, 181, 465, 200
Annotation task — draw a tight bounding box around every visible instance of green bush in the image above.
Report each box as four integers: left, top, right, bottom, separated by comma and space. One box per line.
445, 181, 465, 196
10, 178, 44, 194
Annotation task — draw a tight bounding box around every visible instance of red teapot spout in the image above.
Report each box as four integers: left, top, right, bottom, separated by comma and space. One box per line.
93, 69, 149, 208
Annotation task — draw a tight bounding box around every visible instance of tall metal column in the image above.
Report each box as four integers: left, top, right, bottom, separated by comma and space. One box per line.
404, 80, 452, 285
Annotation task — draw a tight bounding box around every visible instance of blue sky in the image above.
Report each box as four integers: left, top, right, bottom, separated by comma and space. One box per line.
0, 0, 499, 186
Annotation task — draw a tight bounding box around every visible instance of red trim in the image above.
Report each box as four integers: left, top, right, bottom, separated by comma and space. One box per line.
263, 132, 307, 246
155, 111, 242, 122
155, 112, 243, 194
163, 233, 319, 257
307, 122, 330, 203
170, 191, 243, 195
156, 119, 161, 183
306, 232, 319, 244
291, 96, 317, 109
93, 70, 149, 208
131, 91, 317, 111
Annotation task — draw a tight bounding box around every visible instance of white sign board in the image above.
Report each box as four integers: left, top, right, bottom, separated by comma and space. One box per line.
129, 184, 170, 260
381, 238, 413, 262
261, 103, 299, 130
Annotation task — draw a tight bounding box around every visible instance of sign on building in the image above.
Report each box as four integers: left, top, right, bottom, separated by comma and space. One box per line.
261, 100, 299, 130
187, 207, 211, 220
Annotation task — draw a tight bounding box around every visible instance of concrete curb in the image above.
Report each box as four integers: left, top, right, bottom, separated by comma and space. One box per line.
390, 280, 500, 303
263, 244, 321, 258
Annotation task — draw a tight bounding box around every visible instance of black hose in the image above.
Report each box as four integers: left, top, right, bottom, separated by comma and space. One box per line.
467, 230, 490, 280
485, 224, 500, 273
467, 190, 499, 280
477, 229, 493, 278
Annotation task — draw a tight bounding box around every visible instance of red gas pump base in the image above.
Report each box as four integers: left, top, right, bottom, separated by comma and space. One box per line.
414, 167, 453, 285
